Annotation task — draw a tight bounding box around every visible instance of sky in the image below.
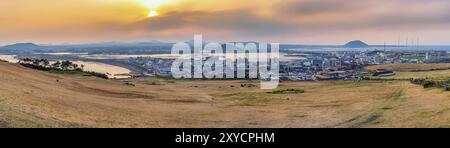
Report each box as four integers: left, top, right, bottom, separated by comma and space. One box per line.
1, 0, 450, 45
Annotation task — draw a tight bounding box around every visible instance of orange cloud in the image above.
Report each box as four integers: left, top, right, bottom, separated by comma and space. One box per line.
1, 0, 450, 45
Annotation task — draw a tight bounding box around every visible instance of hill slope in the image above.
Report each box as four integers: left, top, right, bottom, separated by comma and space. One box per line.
344, 40, 369, 48
0, 61, 449, 127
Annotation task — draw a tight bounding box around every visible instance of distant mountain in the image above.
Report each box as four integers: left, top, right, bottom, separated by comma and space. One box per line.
138, 40, 167, 44
344, 40, 369, 48
1, 43, 42, 49
66, 41, 172, 47
230, 41, 258, 44
0, 43, 48, 54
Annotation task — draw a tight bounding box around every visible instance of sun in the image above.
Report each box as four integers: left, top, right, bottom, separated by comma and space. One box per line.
139, 0, 169, 17
148, 10, 159, 17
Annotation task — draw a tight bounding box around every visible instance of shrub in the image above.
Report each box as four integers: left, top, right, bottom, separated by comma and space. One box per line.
411, 78, 450, 91
85, 71, 109, 79
241, 83, 257, 88
125, 82, 135, 86
268, 89, 305, 94
423, 81, 436, 88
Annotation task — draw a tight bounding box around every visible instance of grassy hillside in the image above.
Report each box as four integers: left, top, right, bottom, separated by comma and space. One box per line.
0, 61, 449, 128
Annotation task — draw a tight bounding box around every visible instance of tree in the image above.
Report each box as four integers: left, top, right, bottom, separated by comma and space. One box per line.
52, 61, 61, 69
61, 60, 72, 70
20, 58, 32, 64
72, 63, 79, 70
32, 59, 40, 66
42, 59, 50, 67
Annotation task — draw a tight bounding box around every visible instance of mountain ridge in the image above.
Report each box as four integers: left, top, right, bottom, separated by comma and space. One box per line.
344, 40, 369, 48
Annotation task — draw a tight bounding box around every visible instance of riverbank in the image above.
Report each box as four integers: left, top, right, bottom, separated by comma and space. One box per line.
0, 54, 132, 79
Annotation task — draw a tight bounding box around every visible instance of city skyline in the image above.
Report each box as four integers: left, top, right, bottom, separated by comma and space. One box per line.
1, 0, 450, 45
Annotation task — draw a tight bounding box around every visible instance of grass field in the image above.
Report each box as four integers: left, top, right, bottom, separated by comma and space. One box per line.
366, 63, 450, 80
366, 63, 450, 72
401, 56, 425, 61
0, 62, 450, 128
367, 69, 450, 80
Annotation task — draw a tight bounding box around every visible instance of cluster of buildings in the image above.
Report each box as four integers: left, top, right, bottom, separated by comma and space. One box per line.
280, 50, 449, 81
280, 51, 370, 81
127, 57, 173, 77
123, 50, 450, 81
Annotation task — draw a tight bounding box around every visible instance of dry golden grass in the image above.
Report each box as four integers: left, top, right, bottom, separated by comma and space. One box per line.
0, 62, 449, 128
366, 63, 450, 72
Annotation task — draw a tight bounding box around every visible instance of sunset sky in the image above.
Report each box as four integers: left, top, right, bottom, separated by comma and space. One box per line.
1, 0, 450, 45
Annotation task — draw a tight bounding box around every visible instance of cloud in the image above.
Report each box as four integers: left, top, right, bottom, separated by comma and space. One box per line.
275, 0, 369, 16
275, 0, 450, 26
135, 9, 299, 37
132, 0, 450, 40
2, 0, 450, 44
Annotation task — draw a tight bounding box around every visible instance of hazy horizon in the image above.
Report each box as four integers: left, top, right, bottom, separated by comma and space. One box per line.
3, 40, 450, 47
2, 0, 450, 45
